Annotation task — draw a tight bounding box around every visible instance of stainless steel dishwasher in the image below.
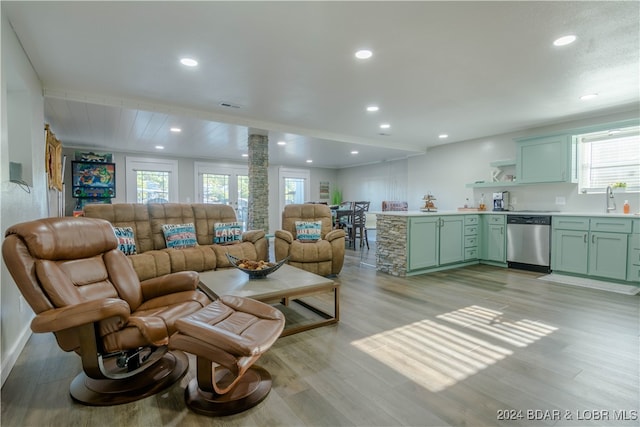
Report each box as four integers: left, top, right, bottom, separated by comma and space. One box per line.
506, 215, 551, 273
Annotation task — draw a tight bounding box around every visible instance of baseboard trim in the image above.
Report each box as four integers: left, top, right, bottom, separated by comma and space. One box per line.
1, 325, 32, 387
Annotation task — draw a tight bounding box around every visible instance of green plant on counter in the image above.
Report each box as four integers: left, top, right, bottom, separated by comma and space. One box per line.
611, 182, 627, 188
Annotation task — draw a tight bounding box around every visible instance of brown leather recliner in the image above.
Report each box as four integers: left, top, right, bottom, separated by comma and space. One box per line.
274, 204, 346, 276
2, 217, 211, 406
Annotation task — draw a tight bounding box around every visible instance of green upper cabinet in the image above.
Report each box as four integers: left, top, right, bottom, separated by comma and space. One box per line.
516, 134, 575, 183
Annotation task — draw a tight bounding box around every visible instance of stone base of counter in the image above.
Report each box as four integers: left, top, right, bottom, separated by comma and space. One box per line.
375, 215, 408, 276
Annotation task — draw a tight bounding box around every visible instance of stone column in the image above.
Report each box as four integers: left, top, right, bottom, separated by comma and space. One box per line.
247, 133, 269, 232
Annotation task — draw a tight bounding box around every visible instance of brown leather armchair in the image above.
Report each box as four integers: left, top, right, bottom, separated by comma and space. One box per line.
2, 217, 211, 405
275, 204, 346, 276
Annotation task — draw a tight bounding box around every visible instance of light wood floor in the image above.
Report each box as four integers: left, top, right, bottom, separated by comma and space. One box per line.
2, 243, 638, 427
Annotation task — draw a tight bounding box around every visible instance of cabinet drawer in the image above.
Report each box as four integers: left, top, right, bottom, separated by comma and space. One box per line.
465, 247, 478, 260
487, 215, 505, 224
465, 215, 479, 226
590, 218, 633, 233
553, 216, 589, 231
465, 236, 478, 248
465, 225, 479, 236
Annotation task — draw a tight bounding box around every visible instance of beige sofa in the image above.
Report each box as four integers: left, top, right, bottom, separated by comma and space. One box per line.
84, 203, 267, 281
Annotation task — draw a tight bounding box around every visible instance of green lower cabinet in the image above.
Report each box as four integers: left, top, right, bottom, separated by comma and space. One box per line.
589, 232, 628, 280
408, 217, 439, 270
408, 216, 465, 272
481, 215, 506, 263
439, 216, 465, 265
552, 216, 633, 282
552, 229, 588, 275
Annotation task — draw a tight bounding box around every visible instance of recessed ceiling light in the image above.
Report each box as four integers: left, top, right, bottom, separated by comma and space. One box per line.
439, 134, 448, 139
553, 35, 577, 46
366, 105, 379, 112
580, 93, 598, 100
351, 150, 359, 155
170, 127, 181, 133
277, 141, 286, 146
306, 159, 313, 163
241, 153, 248, 157
155, 145, 164, 150
355, 49, 373, 59
380, 123, 391, 129
180, 57, 198, 67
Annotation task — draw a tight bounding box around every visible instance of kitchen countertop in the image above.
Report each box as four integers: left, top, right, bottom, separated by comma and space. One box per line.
373, 210, 639, 218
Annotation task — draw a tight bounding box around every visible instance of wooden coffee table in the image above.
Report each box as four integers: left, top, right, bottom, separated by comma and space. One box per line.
197, 264, 339, 337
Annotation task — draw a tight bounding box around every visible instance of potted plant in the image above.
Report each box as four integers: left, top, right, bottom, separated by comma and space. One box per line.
330, 189, 342, 206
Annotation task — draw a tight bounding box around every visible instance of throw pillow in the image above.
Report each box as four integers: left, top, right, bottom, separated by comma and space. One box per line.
295, 220, 322, 242
214, 222, 242, 245
113, 226, 137, 255
161, 223, 198, 249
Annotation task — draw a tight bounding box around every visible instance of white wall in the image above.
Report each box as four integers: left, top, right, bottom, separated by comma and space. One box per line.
336, 109, 639, 215
1, 13, 48, 385
336, 159, 409, 212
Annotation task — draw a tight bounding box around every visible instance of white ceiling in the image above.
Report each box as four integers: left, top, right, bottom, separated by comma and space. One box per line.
4, 1, 639, 169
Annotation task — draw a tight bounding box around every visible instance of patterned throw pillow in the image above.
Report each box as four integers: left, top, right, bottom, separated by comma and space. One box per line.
113, 226, 137, 255
295, 221, 322, 242
161, 223, 198, 249
213, 222, 242, 245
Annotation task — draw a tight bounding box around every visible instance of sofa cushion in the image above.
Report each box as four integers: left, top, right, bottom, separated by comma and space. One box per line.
212, 242, 259, 269
113, 226, 137, 255
149, 203, 195, 249
84, 203, 153, 253
213, 222, 242, 244
162, 223, 198, 249
295, 220, 322, 242
191, 203, 239, 246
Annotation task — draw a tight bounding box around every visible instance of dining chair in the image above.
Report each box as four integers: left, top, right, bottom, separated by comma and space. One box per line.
345, 201, 370, 249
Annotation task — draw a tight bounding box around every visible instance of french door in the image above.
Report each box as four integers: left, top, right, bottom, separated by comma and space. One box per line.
195, 162, 248, 229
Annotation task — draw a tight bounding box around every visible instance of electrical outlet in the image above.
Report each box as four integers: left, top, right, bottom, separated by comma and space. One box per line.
555, 196, 566, 205
511, 196, 518, 204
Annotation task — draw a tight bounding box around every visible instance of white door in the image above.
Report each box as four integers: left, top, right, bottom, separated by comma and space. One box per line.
278, 167, 310, 215
126, 157, 178, 203
195, 162, 249, 229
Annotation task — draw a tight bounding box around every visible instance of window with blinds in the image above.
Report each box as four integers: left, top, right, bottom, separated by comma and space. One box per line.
578, 125, 639, 194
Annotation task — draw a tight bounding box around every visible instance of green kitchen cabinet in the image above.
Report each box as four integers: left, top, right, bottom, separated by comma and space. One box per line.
516, 134, 574, 183
439, 216, 465, 265
481, 214, 506, 263
552, 229, 588, 275
408, 215, 465, 272
628, 226, 640, 283
408, 216, 439, 270
588, 232, 628, 280
552, 216, 631, 282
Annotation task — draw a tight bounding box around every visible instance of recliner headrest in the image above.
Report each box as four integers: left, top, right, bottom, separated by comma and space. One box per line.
5, 217, 117, 260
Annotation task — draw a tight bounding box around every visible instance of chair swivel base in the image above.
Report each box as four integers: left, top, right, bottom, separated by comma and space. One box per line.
69, 350, 189, 406
184, 365, 272, 416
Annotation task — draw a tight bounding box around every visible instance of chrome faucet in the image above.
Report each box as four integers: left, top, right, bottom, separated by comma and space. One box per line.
605, 186, 617, 213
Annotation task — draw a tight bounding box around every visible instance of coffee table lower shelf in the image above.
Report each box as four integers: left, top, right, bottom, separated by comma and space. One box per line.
197, 264, 340, 337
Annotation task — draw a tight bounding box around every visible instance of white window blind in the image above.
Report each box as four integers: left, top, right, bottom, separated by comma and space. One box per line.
578, 126, 639, 193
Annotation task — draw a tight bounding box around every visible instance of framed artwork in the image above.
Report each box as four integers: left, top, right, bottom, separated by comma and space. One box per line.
45, 124, 63, 191
319, 181, 330, 200
71, 161, 116, 198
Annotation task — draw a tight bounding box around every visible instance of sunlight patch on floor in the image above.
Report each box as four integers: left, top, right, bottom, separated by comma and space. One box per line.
351, 305, 557, 392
